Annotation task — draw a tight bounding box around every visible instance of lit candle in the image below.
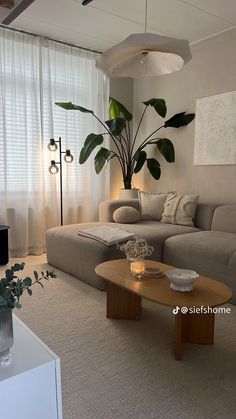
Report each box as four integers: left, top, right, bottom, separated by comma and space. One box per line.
130, 261, 145, 279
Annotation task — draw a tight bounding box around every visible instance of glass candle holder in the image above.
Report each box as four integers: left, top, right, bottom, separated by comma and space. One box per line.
130, 260, 145, 279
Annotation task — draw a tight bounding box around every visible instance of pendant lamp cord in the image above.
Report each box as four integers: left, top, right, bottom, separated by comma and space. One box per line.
144, 0, 148, 33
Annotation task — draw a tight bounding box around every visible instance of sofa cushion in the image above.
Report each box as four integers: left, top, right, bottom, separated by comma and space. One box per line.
99, 199, 217, 230
161, 194, 199, 226
163, 231, 236, 300
113, 206, 140, 224
194, 203, 218, 230
138, 191, 175, 221
99, 199, 139, 222
112, 221, 199, 261
46, 221, 199, 290
211, 205, 236, 233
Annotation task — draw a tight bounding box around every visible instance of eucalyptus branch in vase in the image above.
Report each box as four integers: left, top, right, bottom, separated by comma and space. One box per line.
0, 262, 56, 312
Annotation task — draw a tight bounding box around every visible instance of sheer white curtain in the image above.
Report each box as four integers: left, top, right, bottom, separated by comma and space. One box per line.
0, 28, 110, 257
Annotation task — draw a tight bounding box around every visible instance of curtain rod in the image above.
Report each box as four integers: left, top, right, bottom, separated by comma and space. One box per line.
0, 24, 102, 54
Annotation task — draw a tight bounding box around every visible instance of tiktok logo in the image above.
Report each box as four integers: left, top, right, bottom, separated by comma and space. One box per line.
172, 306, 188, 314
173, 306, 180, 314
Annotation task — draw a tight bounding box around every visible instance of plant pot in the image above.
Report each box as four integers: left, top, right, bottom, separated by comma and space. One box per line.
119, 188, 139, 200
0, 308, 13, 365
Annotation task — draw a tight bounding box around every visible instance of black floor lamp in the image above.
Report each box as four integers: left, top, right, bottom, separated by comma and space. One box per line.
48, 137, 74, 226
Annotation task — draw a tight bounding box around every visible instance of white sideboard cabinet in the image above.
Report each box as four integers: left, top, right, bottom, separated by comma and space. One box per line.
0, 315, 63, 419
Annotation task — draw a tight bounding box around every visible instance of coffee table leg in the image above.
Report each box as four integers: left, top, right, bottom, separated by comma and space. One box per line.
182, 312, 215, 344
106, 282, 142, 320
174, 312, 215, 360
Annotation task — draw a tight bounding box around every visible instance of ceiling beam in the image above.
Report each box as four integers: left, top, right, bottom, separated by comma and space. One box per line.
2, 0, 35, 24
82, 0, 94, 6
0, 0, 14, 9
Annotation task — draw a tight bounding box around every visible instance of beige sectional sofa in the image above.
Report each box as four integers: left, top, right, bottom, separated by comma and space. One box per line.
46, 199, 236, 303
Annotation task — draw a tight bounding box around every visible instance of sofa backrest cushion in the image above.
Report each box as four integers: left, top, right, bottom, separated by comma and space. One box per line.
194, 203, 218, 230
161, 194, 199, 227
211, 205, 236, 233
139, 191, 175, 221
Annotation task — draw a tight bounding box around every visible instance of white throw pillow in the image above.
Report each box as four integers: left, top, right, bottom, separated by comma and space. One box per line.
113, 206, 140, 224
138, 191, 176, 221
161, 194, 199, 226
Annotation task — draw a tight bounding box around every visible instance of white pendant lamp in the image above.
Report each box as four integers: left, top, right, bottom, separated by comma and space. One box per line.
96, 1, 191, 79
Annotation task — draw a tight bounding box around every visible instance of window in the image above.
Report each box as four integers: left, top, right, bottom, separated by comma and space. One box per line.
0, 27, 109, 255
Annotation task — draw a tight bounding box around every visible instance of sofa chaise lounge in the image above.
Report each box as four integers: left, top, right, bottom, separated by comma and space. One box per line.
46, 199, 236, 303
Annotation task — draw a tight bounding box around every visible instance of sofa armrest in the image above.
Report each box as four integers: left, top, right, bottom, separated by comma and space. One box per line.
99, 199, 139, 222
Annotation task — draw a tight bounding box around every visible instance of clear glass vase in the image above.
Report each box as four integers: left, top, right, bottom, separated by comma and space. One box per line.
127, 256, 145, 279
0, 308, 13, 366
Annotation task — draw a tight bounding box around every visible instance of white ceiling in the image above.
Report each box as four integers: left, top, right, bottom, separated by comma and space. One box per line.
10, 0, 236, 52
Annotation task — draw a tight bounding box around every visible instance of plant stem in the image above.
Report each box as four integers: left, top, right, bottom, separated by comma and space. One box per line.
127, 121, 131, 159
110, 150, 127, 178
131, 106, 148, 157
119, 135, 129, 162
142, 125, 165, 144
132, 125, 165, 160
123, 126, 129, 155
25, 274, 51, 290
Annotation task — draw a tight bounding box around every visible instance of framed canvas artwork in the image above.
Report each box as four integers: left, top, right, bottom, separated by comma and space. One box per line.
194, 91, 236, 165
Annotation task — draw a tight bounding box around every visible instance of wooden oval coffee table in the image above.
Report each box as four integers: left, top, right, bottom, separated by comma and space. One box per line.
95, 259, 232, 360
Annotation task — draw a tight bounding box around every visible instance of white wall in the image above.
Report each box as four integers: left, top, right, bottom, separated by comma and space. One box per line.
132, 28, 236, 204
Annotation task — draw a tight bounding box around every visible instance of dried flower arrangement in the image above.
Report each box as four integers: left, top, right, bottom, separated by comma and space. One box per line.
117, 237, 154, 260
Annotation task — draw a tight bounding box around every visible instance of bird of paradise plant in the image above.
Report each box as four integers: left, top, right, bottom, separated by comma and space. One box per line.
56, 97, 194, 189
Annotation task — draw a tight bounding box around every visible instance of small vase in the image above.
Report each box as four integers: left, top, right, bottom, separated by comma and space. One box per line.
0, 308, 13, 366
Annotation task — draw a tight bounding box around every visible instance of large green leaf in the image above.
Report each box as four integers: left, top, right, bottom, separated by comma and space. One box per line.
134, 150, 147, 173
109, 99, 120, 120
55, 102, 94, 114
106, 118, 126, 136
109, 97, 133, 121
79, 133, 103, 164
164, 112, 195, 128
94, 147, 113, 174
143, 98, 167, 118
146, 158, 161, 180
155, 138, 175, 163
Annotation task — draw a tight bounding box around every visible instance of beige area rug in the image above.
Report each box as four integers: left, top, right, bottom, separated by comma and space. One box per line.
5, 263, 236, 419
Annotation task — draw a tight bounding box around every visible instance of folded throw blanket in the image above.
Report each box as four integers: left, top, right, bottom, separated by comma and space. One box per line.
78, 226, 134, 246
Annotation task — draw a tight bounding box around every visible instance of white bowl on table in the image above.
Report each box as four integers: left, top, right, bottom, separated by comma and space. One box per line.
166, 268, 199, 292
